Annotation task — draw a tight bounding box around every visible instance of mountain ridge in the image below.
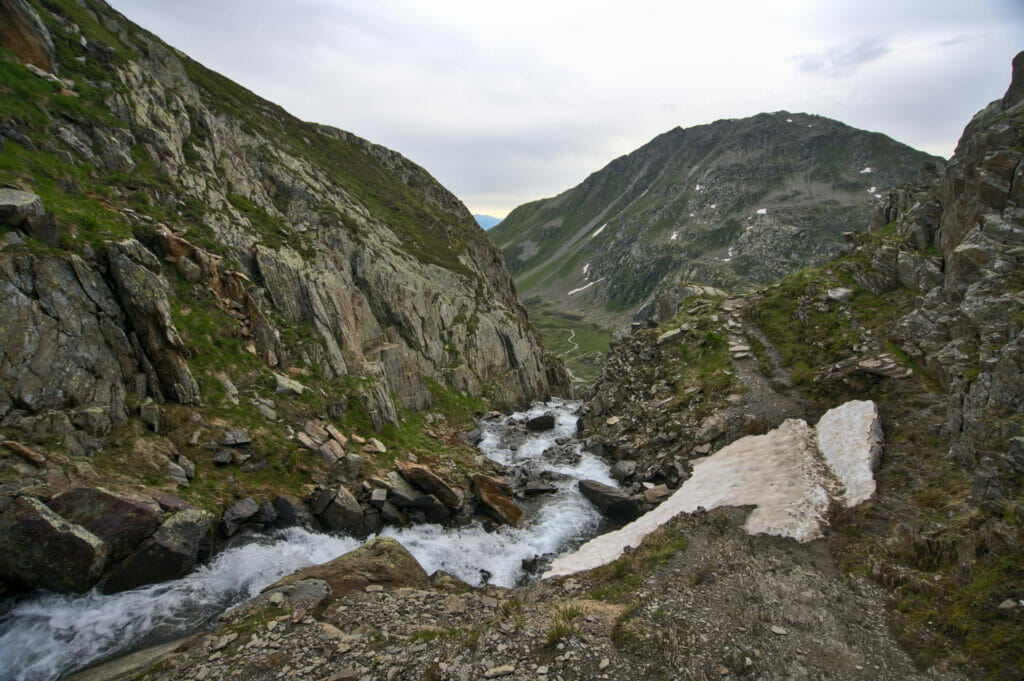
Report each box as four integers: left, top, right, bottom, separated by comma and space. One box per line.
492, 111, 941, 329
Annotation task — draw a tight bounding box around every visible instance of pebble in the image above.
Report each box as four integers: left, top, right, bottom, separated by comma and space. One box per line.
598, 658, 610, 670
483, 665, 515, 678
770, 625, 788, 635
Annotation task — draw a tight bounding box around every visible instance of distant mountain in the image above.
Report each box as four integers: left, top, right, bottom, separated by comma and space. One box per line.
474, 214, 502, 230
491, 112, 942, 328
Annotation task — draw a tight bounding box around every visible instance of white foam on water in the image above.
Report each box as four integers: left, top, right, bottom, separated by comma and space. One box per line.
391, 400, 612, 587
0, 528, 361, 681
0, 401, 613, 681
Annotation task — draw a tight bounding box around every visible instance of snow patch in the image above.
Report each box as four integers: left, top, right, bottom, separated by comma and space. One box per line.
786, 118, 793, 123
582, 262, 590, 277
816, 400, 882, 506
567, 278, 604, 296
591, 224, 607, 238
709, 203, 717, 209
544, 400, 882, 578
859, 166, 872, 174
695, 184, 703, 192
867, 186, 877, 193
670, 231, 679, 241
756, 208, 768, 215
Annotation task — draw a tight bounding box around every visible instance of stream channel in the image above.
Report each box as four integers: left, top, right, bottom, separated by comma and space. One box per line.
0, 399, 617, 681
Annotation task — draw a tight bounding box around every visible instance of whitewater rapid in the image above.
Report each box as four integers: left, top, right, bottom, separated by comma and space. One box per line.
0, 399, 613, 681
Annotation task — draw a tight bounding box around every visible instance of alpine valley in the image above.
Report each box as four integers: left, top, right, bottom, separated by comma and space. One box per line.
0, 1, 1022, 681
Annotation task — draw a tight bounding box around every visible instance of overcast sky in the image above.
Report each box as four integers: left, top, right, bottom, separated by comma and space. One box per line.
108, 1, 1023, 218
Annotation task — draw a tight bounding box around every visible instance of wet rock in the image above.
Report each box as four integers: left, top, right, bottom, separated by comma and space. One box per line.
47, 487, 162, 562
222, 498, 259, 537
578, 479, 642, 522
273, 495, 315, 528
409, 494, 450, 524
394, 460, 463, 509
0, 496, 107, 593
316, 485, 366, 537
526, 412, 556, 431
474, 474, 523, 525
269, 536, 428, 608
103, 509, 214, 593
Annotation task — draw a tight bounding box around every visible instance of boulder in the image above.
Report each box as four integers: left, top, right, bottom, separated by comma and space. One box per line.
316, 486, 366, 537
221, 428, 251, 446
222, 497, 259, 537
46, 487, 162, 562
578, 480, 642, 522
269, 537, 428, 608
409, 495, 450, 524
273, 495, 315, 528
610, 460, 638, 482
273, 372, 306, 395
0, 188, 44, 228
694, 413, 728, 444
473, 474, 523, 525
0, 496, 107, 593
103, 509, 214, 593
525, 412, 556, 431
394, 460, 463, 509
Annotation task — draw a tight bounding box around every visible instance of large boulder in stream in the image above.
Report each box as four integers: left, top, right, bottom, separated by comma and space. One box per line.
102, 509, 214, 593
473, 474, 523, 525
314, 485, 366, 537
0, 496, 107, 593
578, 479, 643, 522
46, 487, 163, 562
269, 536, 428, 609
394, 460, 463, 509
526, 411, 556, 431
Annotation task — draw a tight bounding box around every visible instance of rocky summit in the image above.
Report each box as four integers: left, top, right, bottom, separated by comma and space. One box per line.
0, 1, 1022, 681
491, 111, 939, 330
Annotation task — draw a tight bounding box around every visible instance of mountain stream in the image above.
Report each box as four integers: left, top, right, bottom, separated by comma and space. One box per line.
0, 400, 614, 681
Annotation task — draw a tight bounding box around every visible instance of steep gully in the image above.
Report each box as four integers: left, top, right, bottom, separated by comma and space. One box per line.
0, 401, 615, 681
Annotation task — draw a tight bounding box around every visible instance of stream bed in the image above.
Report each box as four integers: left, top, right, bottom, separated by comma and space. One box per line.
0, 399, 614, 681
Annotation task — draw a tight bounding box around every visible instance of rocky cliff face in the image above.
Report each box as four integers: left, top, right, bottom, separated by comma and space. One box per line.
0, 0, 568, 595
492, 113, 939, 329
567, 53, 1024, 679
0, 0, 566, 426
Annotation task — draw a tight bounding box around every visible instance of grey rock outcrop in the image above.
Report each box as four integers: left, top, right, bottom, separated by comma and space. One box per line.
0, 496, 107, 593
46, 487, 162, 562
103, 509, 214, 593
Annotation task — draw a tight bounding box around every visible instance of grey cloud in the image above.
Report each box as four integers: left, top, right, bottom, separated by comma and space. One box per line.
796, 39, 891, 78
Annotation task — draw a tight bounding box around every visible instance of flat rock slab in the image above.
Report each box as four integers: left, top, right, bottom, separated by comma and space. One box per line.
545, 400, 882, 578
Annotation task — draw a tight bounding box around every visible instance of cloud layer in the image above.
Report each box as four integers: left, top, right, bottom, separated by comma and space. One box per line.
109, 0, 1024, 216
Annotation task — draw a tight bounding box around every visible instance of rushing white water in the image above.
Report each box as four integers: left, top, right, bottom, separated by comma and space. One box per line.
0, 529, 361, 681
385, 400, 613, 587
0, 400, 611, 681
